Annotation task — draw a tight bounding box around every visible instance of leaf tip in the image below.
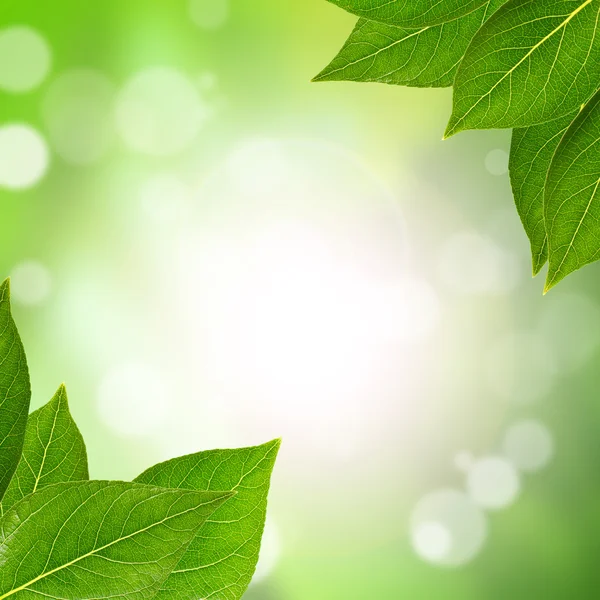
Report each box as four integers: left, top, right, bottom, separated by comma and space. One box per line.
532, 261, 545, 278
443, 121, 459, 140
312, 66, 335, 83
543, 280, 555, 295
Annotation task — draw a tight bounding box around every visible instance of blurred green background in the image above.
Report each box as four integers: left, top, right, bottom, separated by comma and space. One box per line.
2, 1, 600, 598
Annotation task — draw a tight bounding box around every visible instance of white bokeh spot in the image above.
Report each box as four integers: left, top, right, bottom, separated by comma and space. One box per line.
413, 522, 452, 562
189, 0, 230, 29
116, 67, 210, 156
42, 69, 116, 164
467, 456, 520, 510
0, 124, 49, 190
411, 489, 487, 567
0, 26, 51, 93
10, 261, 52, 306
485, 149, 509, 176
503, 420, 554, 473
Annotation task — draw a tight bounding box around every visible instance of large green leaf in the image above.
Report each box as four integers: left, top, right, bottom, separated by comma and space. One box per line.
446, 0, 600, 137
509, 111, 578, 276
327, 0, 489, 28
545, 90, 600, 292
314, 0, 504, 88
135, 439, 281, 600
0, 480, 234, 599
0, 279, 31, 503
0, 384, 88, 515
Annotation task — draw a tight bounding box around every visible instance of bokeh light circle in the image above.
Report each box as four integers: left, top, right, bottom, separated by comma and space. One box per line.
116, 67, 209, 156
10, 261, 52, 305
485, 149, 509, 176
98, 362, 169, 437
503, 420, 554, 473
0, 26, 51, 93
0, 124, 49, 190
189, 0, 230, 29
410, 490, 487, 567
413, 522, 452, 562
467, 456, 520, 510
42, 69, 116, 164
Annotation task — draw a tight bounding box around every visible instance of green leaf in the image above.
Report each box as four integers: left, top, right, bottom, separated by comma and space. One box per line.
0, 384, 89, 515
135, 439, 281, 600
446, 0, 600, 137
0, 279, 31, 504
314, 1, 504, 88
509, 111, 578, 276
326, 0, 489, 28
0, 480, 234, 599
545, 90, 600, 292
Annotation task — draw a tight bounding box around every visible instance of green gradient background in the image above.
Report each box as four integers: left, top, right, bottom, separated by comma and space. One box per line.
2, 1, 600, 599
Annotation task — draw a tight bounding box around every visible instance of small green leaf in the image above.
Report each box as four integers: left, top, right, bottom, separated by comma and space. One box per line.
0, 384, 89, 514
135, 439, 281, 600
545, 90, 600, 292
0, 279, 31, 503
510, 111, 578, 276
327, 0, 489, 28
446, 0, 600, 137
314, 1, 504, 88
0, 480, 234, 599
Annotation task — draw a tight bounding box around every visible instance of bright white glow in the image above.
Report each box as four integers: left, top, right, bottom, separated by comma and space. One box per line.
537, 293, 600, 373
189, 0, 229, 29
410, 489, 487, 567
98, 362, 169, 437
174, 139, 411, 458
413, 522, 452, 562
0, 124, 49, 190
485, 149, 509, 176
503, 420, 554, 473
0, 26, 51, 93
116, 67, 210, 156
10, 261, 52, 305
485, 332, 557, 404
438, 231, 520, 295
42, 69, 116, 164
467, 456, 520, 510
252, 518, 282, 584
178, 223, 425, 419
140, 174, 190, 224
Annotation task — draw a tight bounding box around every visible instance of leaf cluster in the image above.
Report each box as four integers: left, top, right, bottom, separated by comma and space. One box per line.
316, 0, 600, 291
0, 279, 280, 599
